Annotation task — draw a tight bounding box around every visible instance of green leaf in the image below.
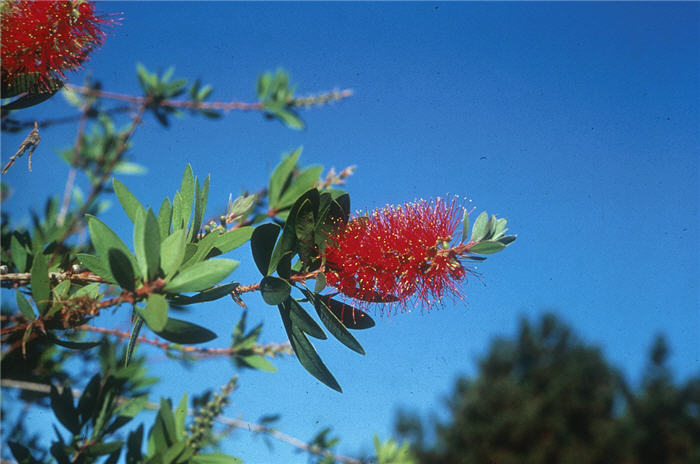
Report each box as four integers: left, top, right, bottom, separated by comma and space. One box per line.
134, 208, 161, 281
269, 189, 319, 273
137, 294, 169, 332
319, 296, 375, 329
30, 250, 50, 315
2, 87, 60, 111
275, 108, 305, 130
113, 178, 145, 223
160, 229, 186, 277
288, 298, 327, 339
164, 259, 239, 293
470, 211, 489, 242
192, 453, 242, 464
314, 273, 326, 293
84, 441, 124, 458
87, 215, 140, 277
260, 276, 291, 305
461, 209, 470, 243
8, 441, 40, 464
469, 240, 506, 254
50, 384, 80, 435
240, 355, 277, 373
182, 230, 219, 267
309, 292, 364, 354
171, 192, 184, 231
189, 175, 209, 242
250, 223, 281, 276
157, 198, 172, 240
77, 374, 101, 425
169, 282, 238, 306
179, 165, 194, 230
174, 393, 188, 439
16, 290, 36, 321
278, 165, 323, 209
108, 248, 136, 292
499, 235, 517, 246
125, 317, 144, 367
73, 283, 101, 299
295, 199, 316, 266
268, 147, 302, 207
52, 338, 102, 350
214, 226, 254, 254
493, 217, 508, 238
155, 317, 217, 344
77, 253, 114, 282
10, 235, 28, 272
113, 161, 147, 175
158, 398, 177, 444
280, 304, 341, 392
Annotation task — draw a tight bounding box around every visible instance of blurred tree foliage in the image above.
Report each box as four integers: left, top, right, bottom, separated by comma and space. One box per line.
395, 314, 700, 464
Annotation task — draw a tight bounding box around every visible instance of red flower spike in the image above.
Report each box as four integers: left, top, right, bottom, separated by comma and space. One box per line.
323, 197, 475, 311
1, 0, 114, 91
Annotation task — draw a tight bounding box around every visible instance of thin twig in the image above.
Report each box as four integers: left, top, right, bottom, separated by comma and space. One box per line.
65, 84, 353, 112
2, 121, 40, 175
57, 103, 92, 225
74, 325, 293, 359
0, 378, 364, 464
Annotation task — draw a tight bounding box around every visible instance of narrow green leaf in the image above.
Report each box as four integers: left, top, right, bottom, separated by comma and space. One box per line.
108, 249, 136, 292
268, 147, 302, 207
469, 240, 506, 254
73, 283, 101, 299
50, 384, 80, 435
16, 290, 36, 321
288, 298, 326, 339
260, 276, 291, 305
275, 108, 304, 130
52, 338, 102, 350
158, 398, 177, 444
10, 235, 28, 272
461, 209, 470, 243
182, 230, 218, 267
171, 192, 184, 231
135, 208, 161, 280
164, 259, 239, 293
155, 317, 217, 344
160, 229, 186, 277
30, 250, 50, 315
314, 273, 326, 293
113, 161, 147, 175
279, 304, 341, 392
87, 215, 140, 277
84, 441, 124, 458
125, 317, 144, 367
240, 355, 277, 373
113, 178, 145, 223
137, 294, 168, 332
77, 254, 114, 282
484, 214, 497, 240
250, 223, 280, 276
157, 198, 172, 240
174, 394, 188, 439
310, 293, 364, 354
189, 177, 207, 242
295, 199, 316, 266
77, 374, 101, 425
470, 211, 489, 242
169, 282, 238, 306
214, 226, 253, 254
8, 441, 40, 464
319, 296, 375, 329
179, 165, 194, 230
192, 453, 243, 464
493, 217, 508, 238
277, 165, 323, 209
499, 235, 517, 245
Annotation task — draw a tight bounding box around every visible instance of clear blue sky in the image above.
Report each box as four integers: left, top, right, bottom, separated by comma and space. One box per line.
2, 2, 699, 462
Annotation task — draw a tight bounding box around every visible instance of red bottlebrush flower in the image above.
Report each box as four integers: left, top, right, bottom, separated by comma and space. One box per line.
323, 197, 474, 310
1, 0, 113, 91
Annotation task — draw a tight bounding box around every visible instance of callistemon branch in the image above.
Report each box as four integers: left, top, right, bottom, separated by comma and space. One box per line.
74, 325, 293, 360
65, 84, 353, 111
0, 379, 363, 464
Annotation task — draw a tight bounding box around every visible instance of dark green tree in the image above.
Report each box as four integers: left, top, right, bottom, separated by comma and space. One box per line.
396, 314, 700, 464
